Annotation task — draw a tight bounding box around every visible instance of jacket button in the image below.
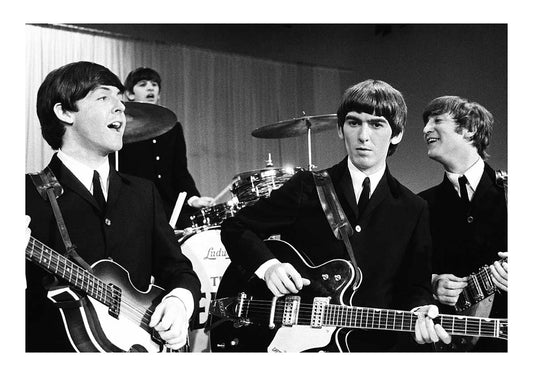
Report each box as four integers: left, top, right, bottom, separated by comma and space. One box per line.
104, 218, 111, 226
355, 225, 361, 232
152, 139, 157, 144
467, 216, 474, 223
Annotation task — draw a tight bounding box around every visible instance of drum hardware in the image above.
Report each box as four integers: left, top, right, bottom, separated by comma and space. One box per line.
251, 113, 337, 170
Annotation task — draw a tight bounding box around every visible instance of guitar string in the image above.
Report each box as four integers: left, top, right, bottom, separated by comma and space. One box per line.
237, 298, 503, 336
27, 238, 506, 337
28, 238, 160, 329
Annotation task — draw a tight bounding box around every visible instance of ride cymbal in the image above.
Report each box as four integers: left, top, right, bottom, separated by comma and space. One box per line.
251, 114, 337, 139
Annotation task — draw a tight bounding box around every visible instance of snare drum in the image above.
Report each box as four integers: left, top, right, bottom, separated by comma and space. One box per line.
231, 167, 301, 205
179, 228, 231, 352
189, 201, 241, 229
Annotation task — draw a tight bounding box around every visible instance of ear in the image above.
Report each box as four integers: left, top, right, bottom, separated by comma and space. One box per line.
390, 130, 403, 145
337, 125, 344, 140
125, 90, 135, 101
462, 128, 476, 140
53, 103, 74, 125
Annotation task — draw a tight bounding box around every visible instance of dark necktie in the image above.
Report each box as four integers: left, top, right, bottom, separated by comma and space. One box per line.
358, 177, 370, 215
458, 175, 470, 208
92, 170, 106, 212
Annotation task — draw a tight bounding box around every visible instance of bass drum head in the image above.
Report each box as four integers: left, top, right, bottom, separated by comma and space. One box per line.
179, 227, 231, 352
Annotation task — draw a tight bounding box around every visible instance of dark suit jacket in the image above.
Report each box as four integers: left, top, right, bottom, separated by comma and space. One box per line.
117, 122, 201, 228
419, 162, 507, 351
221, 157, 433, 351
25, 154, 201, 352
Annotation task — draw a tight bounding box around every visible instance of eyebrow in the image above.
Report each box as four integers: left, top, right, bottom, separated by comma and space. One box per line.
345, 114, 387, 123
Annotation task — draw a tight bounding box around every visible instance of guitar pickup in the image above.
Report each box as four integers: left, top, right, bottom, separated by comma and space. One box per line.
310, 297, 330, 328
107, 283, 122, 318
281, 296, 300, 326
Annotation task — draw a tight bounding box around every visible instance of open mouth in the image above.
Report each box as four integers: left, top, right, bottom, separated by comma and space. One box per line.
426, 137, 439, 145
107, 121, 123, 131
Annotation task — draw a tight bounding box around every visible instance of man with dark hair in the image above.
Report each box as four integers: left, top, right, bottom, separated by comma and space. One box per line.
26, 61, 201, 352
118, 67, 213, 228
220, 79, 450, 351
419, 95, 507, 352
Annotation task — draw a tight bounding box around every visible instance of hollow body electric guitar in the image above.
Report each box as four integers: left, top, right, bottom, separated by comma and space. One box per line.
209, 239, 507, 352
435, 257, 507, 351
26, 236, 188, 352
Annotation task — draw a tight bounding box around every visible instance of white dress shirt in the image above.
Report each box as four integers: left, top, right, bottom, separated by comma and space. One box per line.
445, 157, 484, 201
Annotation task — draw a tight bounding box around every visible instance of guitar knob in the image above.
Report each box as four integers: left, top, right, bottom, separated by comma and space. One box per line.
230, 338, 239, 346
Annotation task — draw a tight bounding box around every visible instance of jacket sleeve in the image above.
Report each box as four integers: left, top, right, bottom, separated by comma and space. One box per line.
221, 171, 308, 276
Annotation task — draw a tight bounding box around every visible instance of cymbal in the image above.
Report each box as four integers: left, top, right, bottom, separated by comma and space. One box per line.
251, 114, 337, 139
123, 102, 177, 143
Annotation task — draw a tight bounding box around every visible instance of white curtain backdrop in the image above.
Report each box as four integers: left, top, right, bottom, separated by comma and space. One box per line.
26, 24, 357, 198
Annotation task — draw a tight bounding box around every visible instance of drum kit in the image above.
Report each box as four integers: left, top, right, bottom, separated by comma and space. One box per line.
124, 102, 337, 351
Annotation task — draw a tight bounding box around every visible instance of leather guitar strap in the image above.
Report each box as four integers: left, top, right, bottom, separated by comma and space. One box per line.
312, 170, 362, 290
30, 167, 94, 273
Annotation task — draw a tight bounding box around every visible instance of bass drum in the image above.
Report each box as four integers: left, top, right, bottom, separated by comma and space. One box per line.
179, 227, 231, 352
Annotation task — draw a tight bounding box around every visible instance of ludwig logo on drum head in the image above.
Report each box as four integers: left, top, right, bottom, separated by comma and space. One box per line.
204, 245, 230, 260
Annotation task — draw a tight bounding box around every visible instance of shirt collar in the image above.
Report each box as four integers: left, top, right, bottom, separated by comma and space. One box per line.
57, 150, 110, 198
445, 157, 484, 199
347, 157, 386, 201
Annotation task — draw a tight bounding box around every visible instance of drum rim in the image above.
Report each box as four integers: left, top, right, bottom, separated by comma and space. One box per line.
177, 225, 222, 244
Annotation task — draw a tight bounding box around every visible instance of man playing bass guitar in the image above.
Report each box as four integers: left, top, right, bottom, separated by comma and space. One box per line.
220, 80, 451, 351
25, 61, 201, 352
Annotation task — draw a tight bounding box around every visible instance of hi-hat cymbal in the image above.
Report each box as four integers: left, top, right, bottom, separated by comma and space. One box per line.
251, 114, 337, 139
123, 102, 177, 143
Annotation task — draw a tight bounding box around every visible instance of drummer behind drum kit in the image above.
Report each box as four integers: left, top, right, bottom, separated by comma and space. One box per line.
123, 102, 337, 352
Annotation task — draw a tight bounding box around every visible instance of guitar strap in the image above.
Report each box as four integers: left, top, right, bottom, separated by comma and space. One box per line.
29, 167, 94, 274
312, 170, 362, 290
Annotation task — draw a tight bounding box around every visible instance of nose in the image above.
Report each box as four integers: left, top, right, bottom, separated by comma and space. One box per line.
113, 97, 125, 113
423, 121, 433, 135
358, 123, 370, 142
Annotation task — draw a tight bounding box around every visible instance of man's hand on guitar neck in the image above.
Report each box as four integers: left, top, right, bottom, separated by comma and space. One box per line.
263, 262, 311, 297
413, 305, 452, 345
431, 273, 468, 306
490, 251, 508, 292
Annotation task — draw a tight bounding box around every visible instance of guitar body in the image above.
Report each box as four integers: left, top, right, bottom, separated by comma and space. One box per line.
209, 239, 355, 352
48, 259, 175, 352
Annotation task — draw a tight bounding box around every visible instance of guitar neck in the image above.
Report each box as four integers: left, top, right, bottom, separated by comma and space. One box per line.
26, 236, 114, 307
321, 304, 506, 339
239, 298, 507, 340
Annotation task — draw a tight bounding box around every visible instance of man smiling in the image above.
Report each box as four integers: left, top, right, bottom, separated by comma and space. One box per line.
221, 79, 450, 351
419, 95, 508, 352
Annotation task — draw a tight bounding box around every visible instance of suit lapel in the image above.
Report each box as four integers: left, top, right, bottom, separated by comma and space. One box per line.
358, 168, 390, 221
470, 163, 496, 208
107, 168, 124, 212
49, 154, 102, 212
